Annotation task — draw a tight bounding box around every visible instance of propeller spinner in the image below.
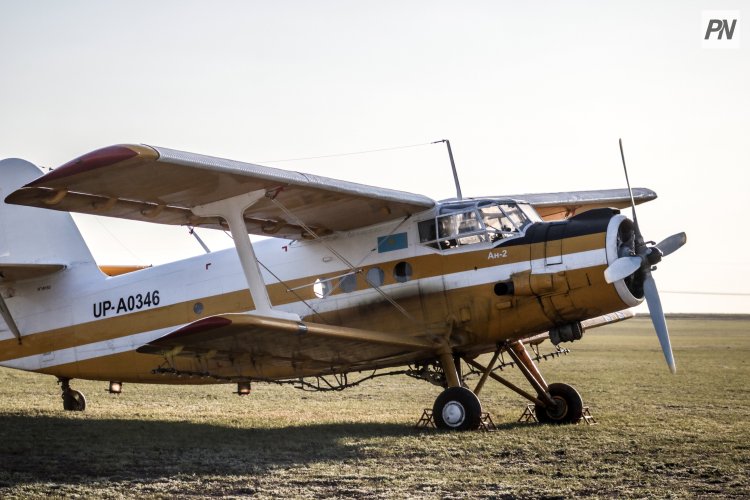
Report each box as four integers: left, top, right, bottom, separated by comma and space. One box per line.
603, 139, 686, 374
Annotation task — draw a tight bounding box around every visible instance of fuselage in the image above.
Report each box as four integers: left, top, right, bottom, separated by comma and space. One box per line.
0, 198, 640, 383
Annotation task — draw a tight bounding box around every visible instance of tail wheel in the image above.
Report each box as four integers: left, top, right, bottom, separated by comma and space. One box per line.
433, 387, 482, 431
535, 383, 583, 424
63, 389, 86, 412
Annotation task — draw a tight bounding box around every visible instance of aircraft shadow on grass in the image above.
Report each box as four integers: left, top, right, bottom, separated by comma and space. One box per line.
0, 414, 525, 486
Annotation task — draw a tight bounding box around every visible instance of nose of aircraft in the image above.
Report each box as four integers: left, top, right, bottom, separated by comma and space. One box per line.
605, 217, 686, 374
602, 139, 687, 374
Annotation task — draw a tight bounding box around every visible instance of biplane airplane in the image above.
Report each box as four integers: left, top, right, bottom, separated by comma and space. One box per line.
0, 142, 685, 430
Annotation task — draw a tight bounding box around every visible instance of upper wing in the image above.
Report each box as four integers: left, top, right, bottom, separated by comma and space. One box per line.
5, 145, 436, 239
511, 188, 657, 221
136, 313, 435, 379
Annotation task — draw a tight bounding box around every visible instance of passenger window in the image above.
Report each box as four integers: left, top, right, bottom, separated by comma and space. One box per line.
366, 267, 385, 287
339, 273, 357, 293
393, 262, 413, 283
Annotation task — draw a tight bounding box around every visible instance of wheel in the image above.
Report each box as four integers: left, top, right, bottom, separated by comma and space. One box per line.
433, 387, 482, 431
535, 383, 583, 424
63, 389, 86, 411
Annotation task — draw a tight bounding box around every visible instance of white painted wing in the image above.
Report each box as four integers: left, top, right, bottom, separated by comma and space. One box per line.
5, 144, 436, 239
510, 188, 657, 221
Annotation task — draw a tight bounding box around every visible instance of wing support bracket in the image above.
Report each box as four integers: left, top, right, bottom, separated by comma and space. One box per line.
0, 294, 22, 344
192, 191, 300, 321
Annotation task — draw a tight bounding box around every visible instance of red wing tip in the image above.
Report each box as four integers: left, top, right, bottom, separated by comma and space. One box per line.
172, 316, 233, 337
26, 145, 152, 186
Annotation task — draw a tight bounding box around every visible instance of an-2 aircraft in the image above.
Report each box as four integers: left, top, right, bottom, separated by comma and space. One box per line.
0, 142, 686, 430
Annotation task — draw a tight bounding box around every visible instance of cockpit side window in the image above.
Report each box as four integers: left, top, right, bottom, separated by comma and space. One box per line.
419, 200, 535, 251
500, 204, 531, 230
418, 219, 438, 248
437, 210, 485, 247
480, 203, 531, 241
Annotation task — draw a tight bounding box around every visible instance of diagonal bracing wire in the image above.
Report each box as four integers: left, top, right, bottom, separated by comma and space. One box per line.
259, 141, 435, 164
268, 196, 418, 324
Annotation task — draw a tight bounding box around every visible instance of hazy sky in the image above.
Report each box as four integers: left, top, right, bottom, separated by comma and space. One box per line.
1, 1, 747, 313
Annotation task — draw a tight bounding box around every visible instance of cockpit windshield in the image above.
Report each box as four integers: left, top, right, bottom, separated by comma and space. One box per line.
418, 199, 539, 250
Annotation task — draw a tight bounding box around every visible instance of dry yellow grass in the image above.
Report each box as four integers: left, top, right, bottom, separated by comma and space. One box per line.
0, 316, 748, 498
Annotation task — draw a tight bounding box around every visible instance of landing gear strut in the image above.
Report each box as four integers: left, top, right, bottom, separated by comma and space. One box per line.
58, 378, 86, 411
504, 342, 583, 424
431, 340, 584, 428
432, 348, 483, 431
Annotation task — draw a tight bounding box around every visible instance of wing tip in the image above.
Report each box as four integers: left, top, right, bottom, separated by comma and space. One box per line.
173, 316, 233, 336
137, 315, 234, 354
25, 144, 158, 187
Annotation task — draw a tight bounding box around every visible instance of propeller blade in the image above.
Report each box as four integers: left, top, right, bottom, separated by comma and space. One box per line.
656, 232, 687, 258
643, 272, 677, 374
604, 256, 642, 283
619, 138, 643, 242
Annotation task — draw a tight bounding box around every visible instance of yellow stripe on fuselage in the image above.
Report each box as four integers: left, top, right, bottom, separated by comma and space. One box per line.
0, 232, 608, 365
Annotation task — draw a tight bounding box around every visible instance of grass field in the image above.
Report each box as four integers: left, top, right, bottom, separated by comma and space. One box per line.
1, 317, 748, 498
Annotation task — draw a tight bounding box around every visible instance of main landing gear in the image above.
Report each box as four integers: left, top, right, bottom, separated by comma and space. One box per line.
431, 341, 584, 430
58, 378, 86, 411
433, 386, 482, 430
534, 383, 583, 424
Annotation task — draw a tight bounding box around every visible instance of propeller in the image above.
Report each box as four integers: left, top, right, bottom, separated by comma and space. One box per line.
656, 232, 687, 258
603, 255, 641, 283
603, 139, 686, 374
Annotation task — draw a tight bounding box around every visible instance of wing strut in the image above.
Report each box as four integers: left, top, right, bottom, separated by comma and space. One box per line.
192, 191, 299, 321
0, 294, 22, 344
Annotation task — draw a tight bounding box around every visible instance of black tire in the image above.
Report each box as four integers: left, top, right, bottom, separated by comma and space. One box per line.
433, 387, 482, 431
63, 389, 86, 411
535, 383, 583, 424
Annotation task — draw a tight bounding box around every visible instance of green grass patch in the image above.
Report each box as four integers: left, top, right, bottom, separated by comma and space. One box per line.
1, 317, 748, 498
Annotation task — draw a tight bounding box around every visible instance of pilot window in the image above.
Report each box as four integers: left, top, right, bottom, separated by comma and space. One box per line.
418, 200, 535, 250
437, 210, 484, 247
479, 203, 529, 241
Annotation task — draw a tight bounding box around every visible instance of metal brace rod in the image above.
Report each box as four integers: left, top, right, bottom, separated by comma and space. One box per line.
505, 343, 557, 408
472, 349, 500, 396
0, 293, 22, 344
463, 357, 544, 407
510, 341, 549, 391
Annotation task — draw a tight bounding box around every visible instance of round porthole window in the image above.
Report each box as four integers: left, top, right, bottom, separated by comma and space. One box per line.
393, 261, 413, 283
313, 278, 332, 298
366, 267, 385, 287
339, 274, 357, 293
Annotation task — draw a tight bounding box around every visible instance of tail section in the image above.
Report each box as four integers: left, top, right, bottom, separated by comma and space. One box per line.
0, 158, 100, 280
